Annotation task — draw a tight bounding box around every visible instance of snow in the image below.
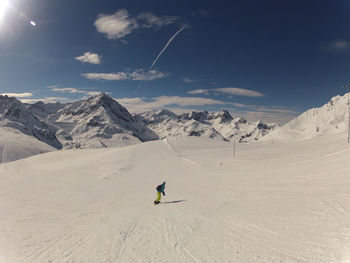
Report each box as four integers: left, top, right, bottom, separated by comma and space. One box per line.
0, 94, 279, 163
261, 93, 350, 141
135, 110, 278, 142
1, 134, 350, 262
46, 93, 158, 149
0, 127, 55, 163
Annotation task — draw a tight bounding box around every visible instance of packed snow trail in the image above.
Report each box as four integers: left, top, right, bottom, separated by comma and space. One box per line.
1, 135, 350, 262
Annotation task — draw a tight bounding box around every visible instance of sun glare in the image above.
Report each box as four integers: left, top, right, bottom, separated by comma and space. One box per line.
0, 0, 8, 18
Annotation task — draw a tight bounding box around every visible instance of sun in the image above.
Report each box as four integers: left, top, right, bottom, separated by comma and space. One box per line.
0, 0, 8, 17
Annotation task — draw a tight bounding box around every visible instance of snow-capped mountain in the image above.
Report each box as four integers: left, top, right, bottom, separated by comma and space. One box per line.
0, 95, 61, 149
0, 95, 60, 163
261, 93, 350, 141
134, 110, 227, 141
46, 93, 159, 148
134, 109, 278, 142
27, 101, 65, 120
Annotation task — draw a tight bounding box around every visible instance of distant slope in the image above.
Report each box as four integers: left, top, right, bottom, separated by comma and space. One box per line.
134, 110, 278, 142
261, 93, 350, 141
0, 95, 61, 163
0, 126, 55, 163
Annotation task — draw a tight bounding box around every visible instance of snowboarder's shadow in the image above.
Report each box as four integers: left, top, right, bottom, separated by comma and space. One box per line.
162, 199, 187, 204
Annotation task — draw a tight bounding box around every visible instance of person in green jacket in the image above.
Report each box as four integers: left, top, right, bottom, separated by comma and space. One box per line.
154, 182, 166, 204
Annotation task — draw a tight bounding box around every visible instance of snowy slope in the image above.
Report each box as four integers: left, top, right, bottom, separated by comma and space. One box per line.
27, 101, 65, 120
0, 126, 55, 163
135, 110, 278, 142
47, 93, 158, 148
134, 110, 227, 141
261, 93, 350, 141
0, 95, 61, 163
1, 134, 350, 262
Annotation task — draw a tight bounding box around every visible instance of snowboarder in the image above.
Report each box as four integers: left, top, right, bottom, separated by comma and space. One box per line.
154, 182, 166, 205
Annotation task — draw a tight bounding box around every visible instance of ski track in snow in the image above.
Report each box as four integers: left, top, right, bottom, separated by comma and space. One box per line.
1, 135, 350, 262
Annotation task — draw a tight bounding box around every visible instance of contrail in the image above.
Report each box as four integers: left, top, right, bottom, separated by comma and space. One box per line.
135, 26, 187, 93
149, 26, 187, 70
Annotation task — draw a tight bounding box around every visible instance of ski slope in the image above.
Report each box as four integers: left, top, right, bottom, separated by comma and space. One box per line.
0, 127, 56, 163
0, 135, 350, 262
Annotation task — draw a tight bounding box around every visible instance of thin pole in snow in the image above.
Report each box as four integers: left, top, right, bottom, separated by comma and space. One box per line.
233, 135, 235, 157
342, 85, 350, 143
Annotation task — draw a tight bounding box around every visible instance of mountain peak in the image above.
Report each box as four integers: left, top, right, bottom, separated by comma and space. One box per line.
87, 93, 115, 107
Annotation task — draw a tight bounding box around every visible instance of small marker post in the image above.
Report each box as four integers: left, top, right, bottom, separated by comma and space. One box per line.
233, 134, 236, 157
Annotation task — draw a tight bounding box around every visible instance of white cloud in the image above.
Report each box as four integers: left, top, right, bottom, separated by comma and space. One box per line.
323, 40, 350, 52
50, 87, 86, 94
137, 12, 179, 29
94, 9, 138, 40
129, 69, 169, 81
117, 96, 234, 112
187, 87, 264, 97
82, 69, 169, 81
20, 97, 74, 104
211, 87, 265, 97
48, 85, 111, 96
183, 77, 200, 83
94, 9, 182, 40
75, 52, 101, 64
155, 96, 229, 107
252, 106, 297, 114
117, 97, 144, 105
82, 72, 128, 81
0, 92, 33, 98
187, 89, 209, 95
87, 91, 109, 96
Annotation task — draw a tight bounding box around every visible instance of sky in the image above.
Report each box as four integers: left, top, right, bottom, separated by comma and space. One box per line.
1, 0, 350, 124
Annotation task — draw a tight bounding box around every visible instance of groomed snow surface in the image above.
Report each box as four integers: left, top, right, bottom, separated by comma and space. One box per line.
1, 135, 350, 262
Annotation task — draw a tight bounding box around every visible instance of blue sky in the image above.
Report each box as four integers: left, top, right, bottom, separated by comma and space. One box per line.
1, 0, 350, 123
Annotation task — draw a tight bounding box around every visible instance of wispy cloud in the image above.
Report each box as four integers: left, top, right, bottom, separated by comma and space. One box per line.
82, 69, 169, 81
0, 92, 33, 98
20, 97, 74, 104
117, 96, 237, 112
211, 87, 264, 97
191, 9, 209, 18
50, 87, 86, 94
187, 87, 265, 97
183, 77, 200, 83
94, 9, 182, 40
187, 89, 209, 95
323, 40, 350, 52
137, 12, 180, 29
48, 85, 111, 96
75, 52, 101, 64
82, 73, 128, 81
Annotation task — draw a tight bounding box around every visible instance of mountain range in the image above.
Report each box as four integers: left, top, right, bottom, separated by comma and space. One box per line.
1, 92, 349, 163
